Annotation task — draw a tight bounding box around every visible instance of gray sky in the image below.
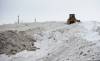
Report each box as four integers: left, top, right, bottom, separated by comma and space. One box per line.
0, 0, 100, 24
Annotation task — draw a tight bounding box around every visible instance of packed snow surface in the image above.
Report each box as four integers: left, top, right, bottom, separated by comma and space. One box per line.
0, 21, 100, 61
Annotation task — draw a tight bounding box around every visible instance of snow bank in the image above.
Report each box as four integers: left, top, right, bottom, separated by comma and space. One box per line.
0, 21, 100, 61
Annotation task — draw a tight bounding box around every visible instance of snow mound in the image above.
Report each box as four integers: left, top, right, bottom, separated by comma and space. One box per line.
0, 30, 36, 55
0, 21, 100, 61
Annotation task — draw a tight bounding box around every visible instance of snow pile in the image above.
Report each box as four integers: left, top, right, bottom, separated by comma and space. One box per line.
0, 30, 36, 55
0, 21, 100, 61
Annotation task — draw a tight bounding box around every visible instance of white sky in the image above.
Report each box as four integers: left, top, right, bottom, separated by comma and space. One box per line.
0, 0, 100, 24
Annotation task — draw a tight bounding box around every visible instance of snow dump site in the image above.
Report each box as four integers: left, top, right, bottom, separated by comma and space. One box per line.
0, 21, 100, 61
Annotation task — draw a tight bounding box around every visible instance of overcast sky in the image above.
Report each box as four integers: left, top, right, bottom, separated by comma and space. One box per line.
0, 0, 100, 24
